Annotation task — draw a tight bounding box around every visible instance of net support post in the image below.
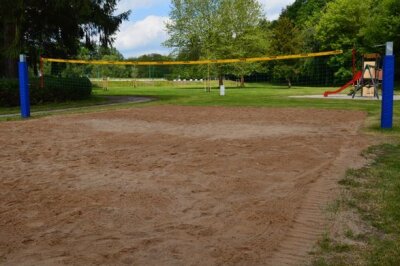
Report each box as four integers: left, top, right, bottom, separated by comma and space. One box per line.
18, 54, 30, 118
381, 42, 395, 129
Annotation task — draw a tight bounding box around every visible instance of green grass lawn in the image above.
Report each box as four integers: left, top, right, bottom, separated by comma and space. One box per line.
311, 144, 400, 266
1, 82, 400, 264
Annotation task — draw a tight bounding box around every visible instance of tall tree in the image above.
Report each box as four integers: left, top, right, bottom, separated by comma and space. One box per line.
217, 0, 268, 86
132, 54, 174, 79
164, 0, 267, 86
0, 0, 24, 78
280, 0, 332, 27
362, 0, 400, 79
315, 0, 372, 81
269, 17, 303, 87
165, 0, 219, 60
0, 0, 130, 78
59, 46, 131, 78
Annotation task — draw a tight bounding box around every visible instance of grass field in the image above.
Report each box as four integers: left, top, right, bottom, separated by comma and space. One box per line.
1, 82, 399, 264
311, 144, 400, 265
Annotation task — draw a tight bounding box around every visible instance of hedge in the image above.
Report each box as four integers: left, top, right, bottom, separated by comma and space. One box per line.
0, 76, 92, 107
0, 79, 20, 106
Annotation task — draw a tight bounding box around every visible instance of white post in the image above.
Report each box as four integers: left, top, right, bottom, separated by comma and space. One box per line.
220, 85, 225, 96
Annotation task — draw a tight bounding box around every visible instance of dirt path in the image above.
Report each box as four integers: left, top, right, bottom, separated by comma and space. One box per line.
0, 106, 369, 265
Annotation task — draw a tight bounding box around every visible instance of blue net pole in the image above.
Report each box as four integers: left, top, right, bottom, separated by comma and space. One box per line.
18, 54, 30, 118
381, 42, 395, 129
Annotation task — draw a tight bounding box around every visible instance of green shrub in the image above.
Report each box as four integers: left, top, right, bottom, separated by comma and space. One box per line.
31, 76, 92, 102
0, 76, 92, 107
0, 79, 20, 107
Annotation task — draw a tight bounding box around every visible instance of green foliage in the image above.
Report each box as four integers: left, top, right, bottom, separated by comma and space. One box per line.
312, 144, 400, 265
165, 0, 268, 84
270, 17, 302, 55
278, 0, 400, 82
47, 46, 133, 79
362, 0, 400, 48
32, 76, 92, 102
52, 49, 176, 80
269, 17, 303, 87
165, 0, 219, 59
310, 0, 371, 81
315, 0, 371, 51
280, 0, 333, 27
133, 54, 174, 79
0, 79, 20, 106
361, 0, 400, 78
0, 0, 130, 78
216, 0, 268, 82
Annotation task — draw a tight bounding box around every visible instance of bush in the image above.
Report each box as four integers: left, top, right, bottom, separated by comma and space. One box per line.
31, 76, 92, 102
0, 76, 92, 107
0, 79, 20, 107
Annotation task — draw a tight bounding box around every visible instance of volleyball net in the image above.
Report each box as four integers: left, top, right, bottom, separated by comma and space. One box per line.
38, 50, 349, 90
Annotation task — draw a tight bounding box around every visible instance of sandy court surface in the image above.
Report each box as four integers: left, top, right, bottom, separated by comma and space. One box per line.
0, 106, 369, 265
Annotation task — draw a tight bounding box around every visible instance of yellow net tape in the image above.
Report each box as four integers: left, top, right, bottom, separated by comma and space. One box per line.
42, 50, 343, 66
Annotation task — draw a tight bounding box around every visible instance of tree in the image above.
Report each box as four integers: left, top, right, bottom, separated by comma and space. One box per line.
217, 0, 268, 87
269, 17, 303, 87
314, 0, 372, 81
0, 0, 24, 78
164, 0, 268, 86
362, 0, 400, 79
0, 0, 130, 78
165, 0, 219, 59
131, 54, 174, 79
280, 0, 333, 28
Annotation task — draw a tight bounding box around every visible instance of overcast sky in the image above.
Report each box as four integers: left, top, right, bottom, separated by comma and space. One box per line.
114, 0, 295, 58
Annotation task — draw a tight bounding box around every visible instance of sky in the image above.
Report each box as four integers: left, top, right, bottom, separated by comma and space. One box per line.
114, 0, 296, 58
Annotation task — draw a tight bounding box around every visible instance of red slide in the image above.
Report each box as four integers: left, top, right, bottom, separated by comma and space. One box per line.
323, 71, 362, 97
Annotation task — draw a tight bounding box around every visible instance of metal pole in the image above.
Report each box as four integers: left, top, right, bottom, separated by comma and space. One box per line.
18, 54, 30, 118
381, 42, 395, 129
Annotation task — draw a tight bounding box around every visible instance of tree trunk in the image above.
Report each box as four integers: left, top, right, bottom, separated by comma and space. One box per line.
240, 75, 245, 87
1, 21, 18, 78
287, 78, 291, 88
33, 59, 38, 77
219, 75, 224, 86
3, 58, 18, 78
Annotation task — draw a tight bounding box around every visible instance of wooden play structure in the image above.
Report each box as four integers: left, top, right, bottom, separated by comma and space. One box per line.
351, 53, 382, 98
324, 51, 382, 99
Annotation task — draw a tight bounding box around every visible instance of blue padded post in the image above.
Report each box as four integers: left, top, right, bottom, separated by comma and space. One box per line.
381, 42, 395, 129
18, 54, 30, 118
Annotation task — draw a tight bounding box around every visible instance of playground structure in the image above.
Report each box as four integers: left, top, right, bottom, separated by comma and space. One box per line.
324, 52, 382, 99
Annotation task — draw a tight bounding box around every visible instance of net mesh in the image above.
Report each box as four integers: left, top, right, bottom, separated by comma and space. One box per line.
39, 51, 353, 91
